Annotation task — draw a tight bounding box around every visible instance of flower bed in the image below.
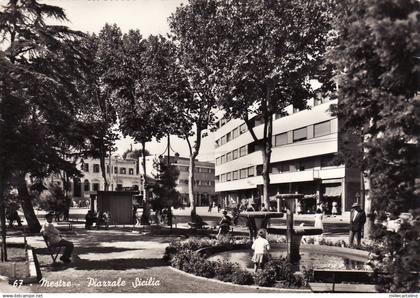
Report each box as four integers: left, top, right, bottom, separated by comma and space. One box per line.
164, 237, 313, 288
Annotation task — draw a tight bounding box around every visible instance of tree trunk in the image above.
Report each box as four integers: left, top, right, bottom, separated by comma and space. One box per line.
0, 177, 7, 261
261, 116, 273, 209
17, 174, 41, 233
99, 146, 108, 191
140, 141, 150, 225
188, 155, 196, 218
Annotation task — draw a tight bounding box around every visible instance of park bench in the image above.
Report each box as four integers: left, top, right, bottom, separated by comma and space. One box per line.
309, 269, 377, 293
41, 234, 65, 265
55, 221, 73, 231
188, 221, 208, 229
309, 282, 378, 293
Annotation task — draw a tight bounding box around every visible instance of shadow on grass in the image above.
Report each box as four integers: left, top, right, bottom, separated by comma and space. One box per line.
41, 255, 167, 271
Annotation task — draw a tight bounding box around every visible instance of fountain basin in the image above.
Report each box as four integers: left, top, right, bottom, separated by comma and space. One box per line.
208, 243, 370, 272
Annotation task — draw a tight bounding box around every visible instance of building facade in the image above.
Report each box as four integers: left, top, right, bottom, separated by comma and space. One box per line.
144, 155, 216, 207
70, 156, 143, 201
214, 98, 361, 215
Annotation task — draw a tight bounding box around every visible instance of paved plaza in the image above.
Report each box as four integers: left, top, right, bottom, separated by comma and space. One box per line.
0, 207, 356, 293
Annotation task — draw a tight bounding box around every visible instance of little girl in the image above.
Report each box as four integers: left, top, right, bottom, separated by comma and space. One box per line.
251, 229, 270, 272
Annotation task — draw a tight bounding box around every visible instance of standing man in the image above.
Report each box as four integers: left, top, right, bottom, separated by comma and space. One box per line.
349, 202, 366, 246
41, 213, 74, 263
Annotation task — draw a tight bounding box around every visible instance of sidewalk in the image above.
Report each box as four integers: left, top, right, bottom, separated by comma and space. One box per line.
1, 228, 286, 293
173, 206, 350, 224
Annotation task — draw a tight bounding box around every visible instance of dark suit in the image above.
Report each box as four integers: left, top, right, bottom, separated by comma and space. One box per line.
349, 208, 366, 246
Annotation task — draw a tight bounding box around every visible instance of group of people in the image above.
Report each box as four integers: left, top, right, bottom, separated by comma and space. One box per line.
85, 210, 111, 229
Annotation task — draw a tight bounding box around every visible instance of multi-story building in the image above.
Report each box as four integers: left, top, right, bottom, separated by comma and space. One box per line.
144, 155, 216, 207
70, 155, 143, 201
214, 98, 361, 215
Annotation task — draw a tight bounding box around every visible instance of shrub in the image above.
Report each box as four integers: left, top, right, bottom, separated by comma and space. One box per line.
214, 260, 240, 282
231, 268, 254, 285
254, 267, 277, 287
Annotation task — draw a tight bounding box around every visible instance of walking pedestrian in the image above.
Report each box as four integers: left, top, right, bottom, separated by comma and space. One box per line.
349, 202, 366, 246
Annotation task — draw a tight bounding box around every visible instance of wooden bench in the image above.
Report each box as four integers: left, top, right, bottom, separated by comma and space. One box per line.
55, 221, 73, 231
310, 269, 377, 293
313, 269, 374, 283
41, 234, 65, 264
188, 222, 208, 229
309, 282, 378, 293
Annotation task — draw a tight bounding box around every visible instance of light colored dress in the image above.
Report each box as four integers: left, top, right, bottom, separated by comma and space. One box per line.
332, 202, 338, 214
314, 213, 324, 230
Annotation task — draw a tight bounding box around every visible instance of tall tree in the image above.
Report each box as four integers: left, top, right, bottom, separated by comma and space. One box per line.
76, 26, 121, 191
112, 33, 179, 224
170, 0, 332, 209
169, 1, 221, 219
0, 0, 87, 242
327, 0, 420, 292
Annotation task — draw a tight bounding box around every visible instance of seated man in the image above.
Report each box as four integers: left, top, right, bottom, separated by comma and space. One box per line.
85, 210, 96, 229
41, 213, 74, 263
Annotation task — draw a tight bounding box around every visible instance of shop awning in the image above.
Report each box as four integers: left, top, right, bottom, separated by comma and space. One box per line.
323, 185, 342, 197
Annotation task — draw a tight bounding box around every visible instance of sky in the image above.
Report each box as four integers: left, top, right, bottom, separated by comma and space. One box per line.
39, 0, 216, 162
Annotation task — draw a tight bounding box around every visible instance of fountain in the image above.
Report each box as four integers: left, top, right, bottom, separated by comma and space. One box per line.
240, 194, 322, 263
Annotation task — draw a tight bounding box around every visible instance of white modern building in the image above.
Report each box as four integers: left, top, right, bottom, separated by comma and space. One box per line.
214, 98, 361, 214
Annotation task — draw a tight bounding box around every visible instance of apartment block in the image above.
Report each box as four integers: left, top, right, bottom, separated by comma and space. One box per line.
214, 98, 361, 214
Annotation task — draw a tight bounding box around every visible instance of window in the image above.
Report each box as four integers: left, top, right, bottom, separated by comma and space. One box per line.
120, 168, 126, 174
179, 166, 189, 172
239, 123, 247, 134
274, 132, 288, 147
293, 127, 307, 142
226, 152, 232, 162
314, 120, 331, 138
233, 149, 239, 160
211, 181, 215, 186
114, 167, 118, 174
106, 165, 110, 173
83, 163, 89, 172
215, 139, 220, 148
321, 154, 335, 168
239, 145, 247, 157
116, 184, 123, 190
281, 163, 290, 172
240, 169, 247, 179
93, 164, 100, 173
232, 128, 239, 139
226, 172, 232, 181
221, 155, 226, 164
221, 174, 226, 183
93, 183, 100, 191
84, 180, 90, 191
226, 132, 232, 142
248, 166, 255, 177
233, 171, 239, 180
129, 168, 134, 175
215, 176, 220, 183
220, 135, 227, 145
216, 157, 221, 165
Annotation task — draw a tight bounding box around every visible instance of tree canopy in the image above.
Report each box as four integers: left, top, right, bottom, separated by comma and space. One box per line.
327, 0, 420, 292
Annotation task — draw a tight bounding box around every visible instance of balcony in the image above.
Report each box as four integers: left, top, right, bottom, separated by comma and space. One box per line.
215, 167, 346, 192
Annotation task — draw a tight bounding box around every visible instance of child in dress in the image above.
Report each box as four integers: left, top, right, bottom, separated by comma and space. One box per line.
251, 228, 270, 272
314, 209, 324, 230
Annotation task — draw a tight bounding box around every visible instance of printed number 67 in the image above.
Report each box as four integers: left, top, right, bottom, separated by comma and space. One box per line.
13, 280, 23, 287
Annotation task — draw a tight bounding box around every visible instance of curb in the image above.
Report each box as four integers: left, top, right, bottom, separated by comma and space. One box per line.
168, 266, 311, 293
8, 247, 41, 285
